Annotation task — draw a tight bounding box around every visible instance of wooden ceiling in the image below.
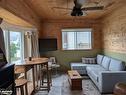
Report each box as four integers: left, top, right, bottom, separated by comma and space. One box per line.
0, 7, 33, 27
24, 0, 125, 20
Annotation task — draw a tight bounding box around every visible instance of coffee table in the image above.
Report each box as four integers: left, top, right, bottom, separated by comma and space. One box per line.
68, 70, 82, 90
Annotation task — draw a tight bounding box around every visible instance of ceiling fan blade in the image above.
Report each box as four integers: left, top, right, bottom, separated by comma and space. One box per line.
52, 7, 72, 10
81, 6, 104, 11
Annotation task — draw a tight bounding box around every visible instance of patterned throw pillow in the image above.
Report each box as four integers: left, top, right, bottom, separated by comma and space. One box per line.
82, 57, 96, 64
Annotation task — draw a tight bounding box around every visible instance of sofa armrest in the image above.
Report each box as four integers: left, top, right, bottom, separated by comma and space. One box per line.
98, 71, 126, 93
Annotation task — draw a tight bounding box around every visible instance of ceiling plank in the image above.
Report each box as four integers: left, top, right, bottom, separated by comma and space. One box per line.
0, 7, 33, 27
23, 0, 124, 20
0, 0, 41, 29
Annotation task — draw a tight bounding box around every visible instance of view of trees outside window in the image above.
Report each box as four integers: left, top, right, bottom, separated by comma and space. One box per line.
3, 30, 23, 63
10, 31, 21, 62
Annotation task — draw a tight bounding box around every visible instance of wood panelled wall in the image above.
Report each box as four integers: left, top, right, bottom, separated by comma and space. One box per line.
0, 0, 41, 28
39, 19, 102, 71
40, 20, 102, 50
102, 4, 126, 53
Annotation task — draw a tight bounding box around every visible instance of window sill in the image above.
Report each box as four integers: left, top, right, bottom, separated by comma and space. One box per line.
62, 49, 92, 51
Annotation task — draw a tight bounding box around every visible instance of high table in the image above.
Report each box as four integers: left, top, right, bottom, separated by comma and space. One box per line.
15, 57, 50, 93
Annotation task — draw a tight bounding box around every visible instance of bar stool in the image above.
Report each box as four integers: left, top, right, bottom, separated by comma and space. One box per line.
15, 66, 28, 95
114, 82, 126, 95
15, 79, 28, 95
39, 64, 52, 90
41, 66, 52, 85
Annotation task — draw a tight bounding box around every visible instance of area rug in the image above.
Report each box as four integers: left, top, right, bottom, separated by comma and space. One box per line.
61, 75, 113, 95
35, 74, 113, 95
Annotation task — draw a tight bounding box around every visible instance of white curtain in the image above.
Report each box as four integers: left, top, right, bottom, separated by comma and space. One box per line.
24, 30, 39, 58
31, 31, 40, 82
31, 31, 39, 57
24, 33, 28, 58
24, 30, 40, 81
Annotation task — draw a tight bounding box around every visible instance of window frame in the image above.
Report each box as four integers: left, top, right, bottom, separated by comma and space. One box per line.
61, 28, 93, 50
3, 30, 25, 63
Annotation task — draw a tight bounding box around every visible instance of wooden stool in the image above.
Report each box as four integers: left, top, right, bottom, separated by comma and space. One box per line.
114, 83, 126, 95
39, 64, 52, 91
15, 79, 28, 95
41, 67, 52, 86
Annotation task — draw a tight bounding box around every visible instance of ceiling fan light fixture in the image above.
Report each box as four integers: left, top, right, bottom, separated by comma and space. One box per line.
71, 10, 83, 16
78, 11, 83, 16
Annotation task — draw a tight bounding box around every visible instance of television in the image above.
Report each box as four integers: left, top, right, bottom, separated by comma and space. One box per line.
39, 38, 57, 52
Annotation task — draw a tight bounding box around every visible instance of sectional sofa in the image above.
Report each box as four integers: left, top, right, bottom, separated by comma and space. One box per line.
71, 54, 126, 93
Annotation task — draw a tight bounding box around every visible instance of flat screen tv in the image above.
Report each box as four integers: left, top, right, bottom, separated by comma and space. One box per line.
39, 38, 57, 52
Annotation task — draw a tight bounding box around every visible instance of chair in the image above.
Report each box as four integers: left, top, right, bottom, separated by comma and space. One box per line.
40, 64, 52, 85
15, 79, 28, 95
48, 57, 60, 75
15, 66, 28, 95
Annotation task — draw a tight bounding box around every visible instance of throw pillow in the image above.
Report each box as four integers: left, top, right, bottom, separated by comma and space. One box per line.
82, 57, 96, 64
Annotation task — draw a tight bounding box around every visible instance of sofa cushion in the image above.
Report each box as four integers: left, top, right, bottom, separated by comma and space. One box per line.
97, 55, 104, 65
109, 58, 125, 71
71, 63, 99, 75
86, 66, 107, 74
86, 66, 107, 82
90, 70, 98, 82
71, 63, 99, 70
82, 57, 96, 64
101, 56, 111, 70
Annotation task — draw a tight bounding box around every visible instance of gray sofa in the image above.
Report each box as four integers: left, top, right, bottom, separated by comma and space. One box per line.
71, 54, 126, 93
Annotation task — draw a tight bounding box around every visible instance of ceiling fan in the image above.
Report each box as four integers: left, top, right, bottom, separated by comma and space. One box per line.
52, 0, 104, 16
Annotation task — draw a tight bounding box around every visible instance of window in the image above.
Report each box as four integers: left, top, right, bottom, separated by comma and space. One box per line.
3, 30, 24, 63
62, 29, 92, 50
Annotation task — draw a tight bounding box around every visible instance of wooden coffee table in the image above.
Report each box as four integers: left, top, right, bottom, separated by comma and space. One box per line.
68, 70, 82, 90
